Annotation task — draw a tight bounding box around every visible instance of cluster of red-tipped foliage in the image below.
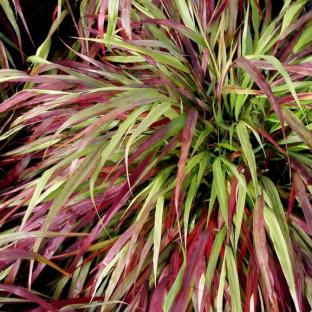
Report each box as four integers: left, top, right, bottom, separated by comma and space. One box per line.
0, 0, 312, 311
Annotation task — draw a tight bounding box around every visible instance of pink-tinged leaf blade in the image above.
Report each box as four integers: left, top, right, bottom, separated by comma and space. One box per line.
170, 230, 209, 311
0, 284, 57, 311
253, 192, 278, 309
293, 171, 312, 233
121, 0, 132, 39
0, 248, 71, 278
174, 109, 198, 210
236, 57, 284, 133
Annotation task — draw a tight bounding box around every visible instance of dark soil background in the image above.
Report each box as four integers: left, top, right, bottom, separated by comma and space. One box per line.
0, 0, 79, 69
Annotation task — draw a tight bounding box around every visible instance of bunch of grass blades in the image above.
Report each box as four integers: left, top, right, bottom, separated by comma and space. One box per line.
0, 0, 312, 311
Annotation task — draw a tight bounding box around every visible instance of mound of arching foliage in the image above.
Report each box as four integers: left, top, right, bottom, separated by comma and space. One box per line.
0, 1, 312, 311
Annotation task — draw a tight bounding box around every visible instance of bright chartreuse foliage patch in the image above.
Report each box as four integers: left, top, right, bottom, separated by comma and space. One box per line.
0, 0, 312, 311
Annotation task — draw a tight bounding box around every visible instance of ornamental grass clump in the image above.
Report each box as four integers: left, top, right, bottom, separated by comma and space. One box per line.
0, 0, 312, 311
